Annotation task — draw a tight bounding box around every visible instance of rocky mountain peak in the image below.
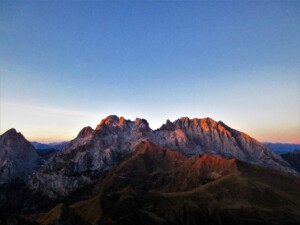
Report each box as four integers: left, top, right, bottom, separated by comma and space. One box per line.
0, 128, 38, 184
191, 117, 218, 131
98, 115, 120, 127
160, 119, 176, 131
0, 128, 32, 148
94, 115, 151, 133
176, 116, 191, 127
118, 116, 126, 126
3, 128, 17, 135
95, 115, 134, 131
160, 117, 219, 132
179, 116, 190, 121
77, 126, 94, 138
134, 118, 150, 130
1, 128, 21, 139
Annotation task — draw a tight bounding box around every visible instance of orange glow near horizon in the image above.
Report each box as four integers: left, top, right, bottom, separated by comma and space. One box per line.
24, 132, 76, 144
245, 128, 300, 144
1, 2, 299, 146
20, 126, 300, 145
1, 104, 299, 144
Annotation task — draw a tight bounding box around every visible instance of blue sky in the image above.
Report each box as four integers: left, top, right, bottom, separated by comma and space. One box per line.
0, 1, 299, 143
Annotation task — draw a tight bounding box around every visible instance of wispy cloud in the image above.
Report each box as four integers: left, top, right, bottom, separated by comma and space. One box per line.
2, 102, 96, 118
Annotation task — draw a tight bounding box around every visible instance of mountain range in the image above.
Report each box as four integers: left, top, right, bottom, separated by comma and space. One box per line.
264, 142, 300, 154
0, 115, 299, 225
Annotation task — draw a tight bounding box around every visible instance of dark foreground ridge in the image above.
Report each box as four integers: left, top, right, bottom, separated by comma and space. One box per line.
1, 141, 299, 225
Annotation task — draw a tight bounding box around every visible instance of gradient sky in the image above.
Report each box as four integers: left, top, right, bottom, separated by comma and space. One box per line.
0, 1, 299, 143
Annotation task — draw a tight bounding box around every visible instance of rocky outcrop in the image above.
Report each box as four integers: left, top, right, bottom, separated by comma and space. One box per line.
154, 117, 292, 174
29, 116, 153, 197
0, 129, 38, 184
28, 115, 297, 198
62, 126, 94, 153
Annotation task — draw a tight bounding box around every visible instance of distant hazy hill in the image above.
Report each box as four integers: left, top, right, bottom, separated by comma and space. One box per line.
31, 141, 69, 151
264, 142, 300, 154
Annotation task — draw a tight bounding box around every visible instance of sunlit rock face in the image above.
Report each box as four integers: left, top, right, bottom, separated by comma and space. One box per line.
0, 129, 38, 184
154, 117, 292, 174
28, 115, 296, 198
155, 117, 244, 155
29, 116, 153, 197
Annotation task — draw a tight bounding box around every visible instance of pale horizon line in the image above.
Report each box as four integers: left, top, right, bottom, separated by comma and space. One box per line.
1, 102, 299, 145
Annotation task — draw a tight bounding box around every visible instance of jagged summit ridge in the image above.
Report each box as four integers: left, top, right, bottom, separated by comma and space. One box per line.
60, 115, 296, 173
1, 128, 25, 143
159, 116, 224, 131
97, 115, 121, 128
155, 117, 291, 172
27, 115, 297, 198
2, 128, 18, 135
77, 126, 94, 138
95, 115, 150, 130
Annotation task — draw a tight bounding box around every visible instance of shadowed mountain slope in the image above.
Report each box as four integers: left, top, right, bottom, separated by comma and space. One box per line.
28, 141, 300, 225
281, 150, 300, 172
0, 129, 38, 184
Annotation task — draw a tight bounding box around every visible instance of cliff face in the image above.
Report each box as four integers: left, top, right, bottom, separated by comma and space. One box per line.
154, 117, 291, 173
27, 115, 296, 198
29, 116, 153, 197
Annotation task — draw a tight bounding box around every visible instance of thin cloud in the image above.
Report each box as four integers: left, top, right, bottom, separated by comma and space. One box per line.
2, 102, 96, 118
